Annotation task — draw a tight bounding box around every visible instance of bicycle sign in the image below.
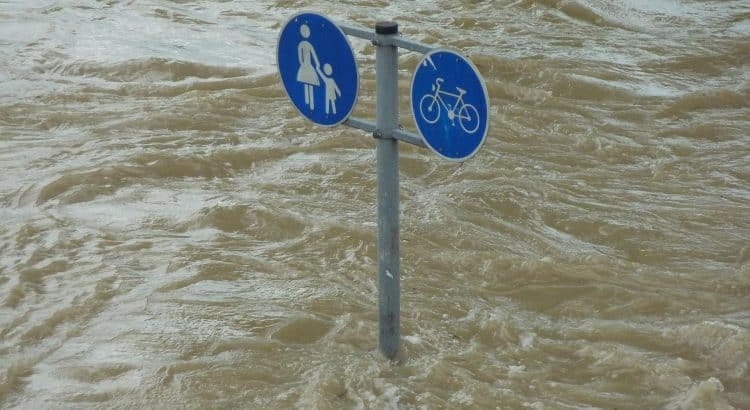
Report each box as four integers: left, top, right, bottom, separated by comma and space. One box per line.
411, 49, 489, 161
419, 78, 480, 134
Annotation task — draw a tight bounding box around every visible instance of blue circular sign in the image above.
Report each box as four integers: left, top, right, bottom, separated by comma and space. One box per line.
410, 49, 489, 161
277, 13, 359, 127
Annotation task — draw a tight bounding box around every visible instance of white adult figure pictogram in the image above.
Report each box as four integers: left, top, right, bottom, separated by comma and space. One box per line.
296, 24, 321, 110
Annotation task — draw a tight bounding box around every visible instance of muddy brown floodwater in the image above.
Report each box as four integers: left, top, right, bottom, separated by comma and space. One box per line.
1, 0, 749, 408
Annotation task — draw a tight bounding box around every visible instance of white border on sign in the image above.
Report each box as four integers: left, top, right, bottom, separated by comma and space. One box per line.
276, 11, 360, 128
409, 48, 490, 162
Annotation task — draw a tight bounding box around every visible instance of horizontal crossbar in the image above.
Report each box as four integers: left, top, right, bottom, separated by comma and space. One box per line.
339, 23, 435, 55
344, 117, 426, 148
344, 116, 376, 133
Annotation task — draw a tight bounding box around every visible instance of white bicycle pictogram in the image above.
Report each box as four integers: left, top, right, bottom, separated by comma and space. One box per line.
419, 78, 480, 134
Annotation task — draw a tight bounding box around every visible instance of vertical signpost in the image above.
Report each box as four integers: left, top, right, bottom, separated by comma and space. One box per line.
277, 13, 490, 359
374, 21, 400, 359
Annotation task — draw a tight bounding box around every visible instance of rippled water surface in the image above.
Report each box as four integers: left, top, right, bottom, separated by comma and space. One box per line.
1, 0, 749, 408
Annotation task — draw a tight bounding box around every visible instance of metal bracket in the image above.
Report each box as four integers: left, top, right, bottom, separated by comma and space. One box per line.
341, 23, 434, 54
345, 117, 424, 147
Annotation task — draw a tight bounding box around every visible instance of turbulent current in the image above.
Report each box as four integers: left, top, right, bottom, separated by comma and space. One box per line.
0, 0, 749, 408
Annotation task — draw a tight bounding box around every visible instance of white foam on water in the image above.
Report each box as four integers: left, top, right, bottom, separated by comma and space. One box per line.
404, 335, 423, 345
666, 377, 734, 410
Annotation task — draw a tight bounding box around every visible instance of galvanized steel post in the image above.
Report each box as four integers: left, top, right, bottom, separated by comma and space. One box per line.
375, 21, 400, 359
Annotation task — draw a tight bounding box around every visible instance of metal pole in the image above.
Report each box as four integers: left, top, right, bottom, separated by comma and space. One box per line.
375, 21, 400, 359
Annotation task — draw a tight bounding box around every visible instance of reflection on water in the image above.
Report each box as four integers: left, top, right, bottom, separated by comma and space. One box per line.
0, 0, 749, 408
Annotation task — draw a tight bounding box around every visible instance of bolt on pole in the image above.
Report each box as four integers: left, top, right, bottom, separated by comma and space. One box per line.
375, 21, 400, 359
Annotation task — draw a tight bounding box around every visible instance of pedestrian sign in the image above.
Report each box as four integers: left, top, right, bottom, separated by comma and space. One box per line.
410, 49, 489, 161
277, 12, 359, 127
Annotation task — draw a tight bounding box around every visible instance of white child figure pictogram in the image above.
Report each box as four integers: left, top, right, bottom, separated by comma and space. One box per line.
318, 63, 341, 115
